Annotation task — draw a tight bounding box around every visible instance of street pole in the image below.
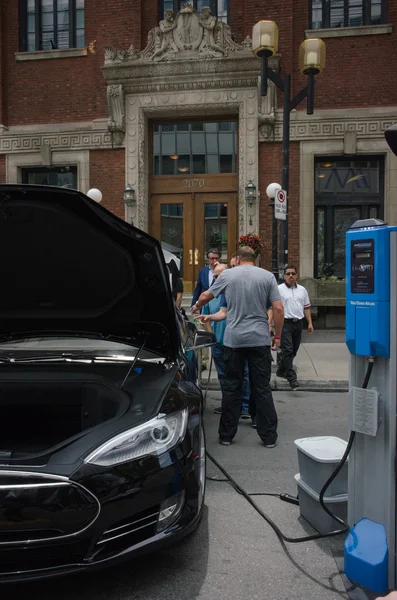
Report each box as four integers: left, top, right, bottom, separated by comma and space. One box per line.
280, 74, 291, 276
269, 198, 278, 281
254, 29, 325, 281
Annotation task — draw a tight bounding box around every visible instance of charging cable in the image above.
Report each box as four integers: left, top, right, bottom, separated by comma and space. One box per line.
205, 356, 375, 544
318, 356, 374, 528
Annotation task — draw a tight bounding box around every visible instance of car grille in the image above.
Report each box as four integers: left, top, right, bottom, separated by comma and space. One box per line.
0, 474, 99, 542
93, 506, 160, 560
0, 540, 90, 574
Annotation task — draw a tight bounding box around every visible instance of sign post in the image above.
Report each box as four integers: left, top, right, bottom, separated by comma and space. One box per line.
275, 189, 287, 221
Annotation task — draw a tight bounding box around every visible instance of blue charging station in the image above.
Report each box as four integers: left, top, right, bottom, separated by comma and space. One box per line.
346, 221, 397, 358
344, 218, 397, 594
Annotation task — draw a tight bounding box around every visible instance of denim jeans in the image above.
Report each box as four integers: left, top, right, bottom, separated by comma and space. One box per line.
212, 343, 249, 413
219, 346, 278, 444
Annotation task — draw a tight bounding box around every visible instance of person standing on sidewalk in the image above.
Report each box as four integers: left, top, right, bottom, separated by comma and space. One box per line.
191, 248, 221, 308
199, 263, 251, 420
192, 246, 284, 447
276, 265, 314, 390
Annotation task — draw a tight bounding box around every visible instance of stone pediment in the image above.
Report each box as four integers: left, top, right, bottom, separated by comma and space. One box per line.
104, 5, 252, 64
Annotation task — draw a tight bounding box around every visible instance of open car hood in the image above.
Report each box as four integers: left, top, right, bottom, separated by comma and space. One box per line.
0, 185, 180, 360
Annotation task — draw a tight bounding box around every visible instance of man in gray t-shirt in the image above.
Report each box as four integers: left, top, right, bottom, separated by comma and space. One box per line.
192, 246, 284, 447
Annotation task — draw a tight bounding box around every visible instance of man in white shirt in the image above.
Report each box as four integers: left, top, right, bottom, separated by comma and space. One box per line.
277, 265, 313, 390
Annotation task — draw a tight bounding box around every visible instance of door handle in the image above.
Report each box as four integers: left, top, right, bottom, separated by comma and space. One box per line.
194, 248, 199, 265
189, 249, 193, 265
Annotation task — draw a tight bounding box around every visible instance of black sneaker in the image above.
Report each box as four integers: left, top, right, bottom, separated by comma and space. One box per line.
240, 411, 250, 420
213, 406, 222, 414
251, 418, 257, 428
219, 439, 231, 446
276, 370, 287, 379
290, 381, 300, 390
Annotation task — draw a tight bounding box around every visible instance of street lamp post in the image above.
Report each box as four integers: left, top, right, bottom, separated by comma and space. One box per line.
266, 182, 281, 281
252, 22, 326, 275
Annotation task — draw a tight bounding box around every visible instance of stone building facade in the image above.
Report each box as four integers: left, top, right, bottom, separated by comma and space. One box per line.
1, 1, 396, 320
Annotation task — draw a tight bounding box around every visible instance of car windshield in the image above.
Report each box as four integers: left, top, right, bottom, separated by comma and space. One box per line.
0, 336, 164, 362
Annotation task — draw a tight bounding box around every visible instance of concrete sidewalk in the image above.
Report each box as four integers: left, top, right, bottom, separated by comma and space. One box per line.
200, 330, 349, 392
184, 294, 349, 390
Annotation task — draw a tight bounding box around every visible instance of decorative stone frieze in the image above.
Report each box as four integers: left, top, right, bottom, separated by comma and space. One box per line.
273, 115, 397, 142
0, 131, 112, 154
104, 6, 251, 64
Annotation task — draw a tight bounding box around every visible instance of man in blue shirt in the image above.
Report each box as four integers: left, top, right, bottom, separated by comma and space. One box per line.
200, 263, 250, 418
191, 248, 221, 307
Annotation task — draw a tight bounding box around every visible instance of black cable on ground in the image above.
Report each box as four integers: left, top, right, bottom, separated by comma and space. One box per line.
205, 358, 375, 544
206, 449, 345, 543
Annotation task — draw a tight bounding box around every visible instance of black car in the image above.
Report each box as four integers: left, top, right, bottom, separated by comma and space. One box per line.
0, 185, 215, 583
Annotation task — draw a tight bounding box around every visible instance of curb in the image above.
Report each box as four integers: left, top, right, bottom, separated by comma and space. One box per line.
203, 380, 349, 393
271, 379, 349, 393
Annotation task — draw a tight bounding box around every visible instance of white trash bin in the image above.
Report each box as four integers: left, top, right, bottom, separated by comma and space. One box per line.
294, 474, 348, 535
294, 436, 348, 496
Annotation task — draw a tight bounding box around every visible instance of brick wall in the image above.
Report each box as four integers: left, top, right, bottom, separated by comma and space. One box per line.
231, 0, 397, 109
2, 0, 396, 127
3, 0, 142, 126
142, 0, 159, 45
90, 149, 125, 219
258, 141, 300, 271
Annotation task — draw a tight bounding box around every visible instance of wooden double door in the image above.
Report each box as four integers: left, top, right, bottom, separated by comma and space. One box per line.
149, 174, 238, 293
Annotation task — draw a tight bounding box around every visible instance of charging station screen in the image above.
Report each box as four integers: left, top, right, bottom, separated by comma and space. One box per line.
351, 239, 375, 294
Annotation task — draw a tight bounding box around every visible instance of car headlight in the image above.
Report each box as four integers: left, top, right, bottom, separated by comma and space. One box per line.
84, 409, 188, 467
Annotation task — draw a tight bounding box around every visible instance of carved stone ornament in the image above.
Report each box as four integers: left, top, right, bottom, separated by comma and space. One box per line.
104, 6, 252, 64
258, 54, 280, 143
107, 84, 125, 145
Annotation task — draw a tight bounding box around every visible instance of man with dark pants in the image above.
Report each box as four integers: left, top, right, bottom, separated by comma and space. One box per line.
276, 265, 314, 390
192, 246, 284, 447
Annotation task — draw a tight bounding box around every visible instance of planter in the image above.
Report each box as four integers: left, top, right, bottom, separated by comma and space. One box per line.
300, 278, 346, 307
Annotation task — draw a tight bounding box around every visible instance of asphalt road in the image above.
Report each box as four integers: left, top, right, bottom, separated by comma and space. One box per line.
2, 390, 353, 600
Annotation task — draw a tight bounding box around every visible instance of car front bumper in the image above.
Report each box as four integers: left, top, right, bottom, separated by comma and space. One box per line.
0, 444, 202, 583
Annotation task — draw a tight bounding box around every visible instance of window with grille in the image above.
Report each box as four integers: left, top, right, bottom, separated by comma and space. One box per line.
310, 0, 387, 29
161, 0, 228, 22
314, 157, 384, 278
19, 0, 85, 52
21, 166, 78, 188
153, 121, 237, 176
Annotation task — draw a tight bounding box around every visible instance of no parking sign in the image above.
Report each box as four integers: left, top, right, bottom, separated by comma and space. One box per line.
275, 189, 287, 221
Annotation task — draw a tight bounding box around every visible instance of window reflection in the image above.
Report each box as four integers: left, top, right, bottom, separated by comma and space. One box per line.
161, 1, 228, 23
153, 121, 237, 175
311, 0, 386, 29
314, 157, 383, 278
21, 166, 78, 188
315, 160, 379, 195
204, 204, 228, 263
160, 204, 183, 276
23, 0, 84, 51
333, 207, 361, 275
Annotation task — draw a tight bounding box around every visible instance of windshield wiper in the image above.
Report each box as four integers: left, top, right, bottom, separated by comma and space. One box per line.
8, 353, 137, 364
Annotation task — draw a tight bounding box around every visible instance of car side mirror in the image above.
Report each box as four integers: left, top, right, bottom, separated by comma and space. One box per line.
189, 330, 217, 351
